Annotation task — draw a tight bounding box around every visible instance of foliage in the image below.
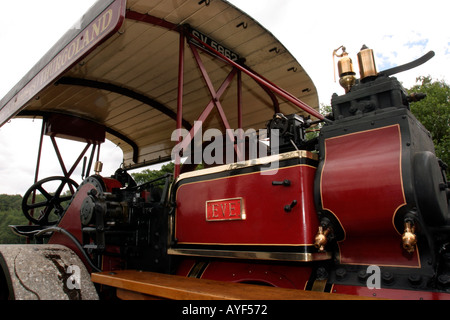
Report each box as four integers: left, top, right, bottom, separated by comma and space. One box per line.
408, 76, 450, 174
0, 194, 28, 244
131, 162, 175, 185
306, 104, 332, 140
0, 194, 22, 212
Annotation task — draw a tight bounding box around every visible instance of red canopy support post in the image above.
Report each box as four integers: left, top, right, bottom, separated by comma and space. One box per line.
33, 120, 46, 185
236, 70, 245, 162
174, 31, 185, 180
237, 70, 243, 130
29, 119, 46, 232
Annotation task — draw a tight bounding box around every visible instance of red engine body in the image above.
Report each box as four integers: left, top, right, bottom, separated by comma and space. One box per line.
26, 77, 449, 300
172, 151, 327, 262
319, 124, 419, 267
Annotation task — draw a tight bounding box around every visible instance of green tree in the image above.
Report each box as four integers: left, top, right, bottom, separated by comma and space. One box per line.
0, 194, 22, 211
0, 194, 28, 244
306, 104, 332, 140
408, 76, 450, 173
131, 162, 174, 185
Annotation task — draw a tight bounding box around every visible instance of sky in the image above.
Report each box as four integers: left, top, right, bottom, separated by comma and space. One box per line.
0, 0, 448, 195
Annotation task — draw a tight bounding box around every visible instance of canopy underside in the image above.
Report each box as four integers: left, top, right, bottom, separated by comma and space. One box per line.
0, 0, 319, 168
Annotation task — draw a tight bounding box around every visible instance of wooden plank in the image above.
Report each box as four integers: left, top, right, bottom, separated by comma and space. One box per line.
116, 288, 164, 300
91, 270, 376, 300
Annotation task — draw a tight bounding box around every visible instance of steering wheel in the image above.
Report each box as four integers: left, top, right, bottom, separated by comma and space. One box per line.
22, 176, 79, 225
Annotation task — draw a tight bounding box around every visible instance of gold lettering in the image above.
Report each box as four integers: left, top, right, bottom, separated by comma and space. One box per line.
229, 202, 237, 217
67, 42, 76, 60
220, 203, 227, 217
83, 29, 91, 47
49, 59, 56, 75
211, 204, 219, 218
91, 21, 100, 41
61, 48, 68, 66
55, 55, 62, 72
12, 5, 121, 118
75, 36, 84, 56
101, 9, 113, 33
41, 66, 49, 84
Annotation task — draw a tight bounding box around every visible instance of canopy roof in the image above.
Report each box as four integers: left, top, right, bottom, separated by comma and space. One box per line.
0, 0, 319, 169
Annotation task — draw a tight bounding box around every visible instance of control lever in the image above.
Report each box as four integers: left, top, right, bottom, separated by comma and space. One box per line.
378, 51, 435, 77
284, 200, 297, 212
272, 179, 291, 186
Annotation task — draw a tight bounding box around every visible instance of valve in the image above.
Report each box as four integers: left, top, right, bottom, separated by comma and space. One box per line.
402, 220, 417, 254
314, 225, 331, 252
333, 45, 356, 93
94, 161, 103, 175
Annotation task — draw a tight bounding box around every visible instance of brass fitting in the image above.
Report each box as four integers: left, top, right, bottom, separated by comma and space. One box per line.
357, 45, 378, 81
333, 45, 356, 93
314, 226, 331, 252
94, 161, 103, 175
402, 221, 417, 254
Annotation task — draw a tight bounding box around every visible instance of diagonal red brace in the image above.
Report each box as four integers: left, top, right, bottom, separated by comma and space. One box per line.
188, 32, 327, 122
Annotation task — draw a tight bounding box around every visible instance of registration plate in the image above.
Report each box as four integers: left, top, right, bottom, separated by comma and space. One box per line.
189, 28, 240, 62
206, 198, 245, 221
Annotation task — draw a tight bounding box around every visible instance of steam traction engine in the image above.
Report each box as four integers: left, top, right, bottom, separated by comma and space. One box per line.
11, 47, 447, 300
83, 47, 448, 299
0, 0, 448, 300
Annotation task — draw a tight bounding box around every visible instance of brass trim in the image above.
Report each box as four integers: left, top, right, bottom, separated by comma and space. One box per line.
173, 163, 317, 247
167, 248, 332, 262
187, 261, 209, 278
176, 164, 317, 196
319, 125, 421, 268
320, 124, 407, 240
176, 150, 318, 181
176, 242, 317, 246
205, 197, 246, 221
311, 279, 328, 292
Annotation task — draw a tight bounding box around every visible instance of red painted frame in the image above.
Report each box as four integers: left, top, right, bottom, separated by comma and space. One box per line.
174, 164, 319, 246
30, 7, 326, 216
24, 4, 327, 185
126, 10, 325, 179
319, 125, 419, 267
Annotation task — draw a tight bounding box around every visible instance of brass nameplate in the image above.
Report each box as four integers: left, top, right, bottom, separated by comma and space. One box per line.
206, 198, 245, 221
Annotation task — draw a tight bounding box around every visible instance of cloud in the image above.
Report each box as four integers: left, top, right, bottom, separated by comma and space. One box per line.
228, 0, 448, 103
0, 119, 123, 194
406, 39, 429, 49
0, 0, 97, 99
